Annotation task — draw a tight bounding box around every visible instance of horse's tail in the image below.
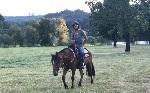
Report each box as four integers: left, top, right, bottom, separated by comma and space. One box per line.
91, 63, 95, 76
86, 62, 95, 77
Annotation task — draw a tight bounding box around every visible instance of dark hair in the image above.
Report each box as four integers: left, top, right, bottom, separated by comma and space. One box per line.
72, 21, 80, 29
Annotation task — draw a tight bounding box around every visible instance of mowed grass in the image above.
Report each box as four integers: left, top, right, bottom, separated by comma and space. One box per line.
0, 45, 150, 93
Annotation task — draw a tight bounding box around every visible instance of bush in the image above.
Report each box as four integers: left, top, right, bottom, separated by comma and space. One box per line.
58, 42, 68, 46
88, 36, 97, 45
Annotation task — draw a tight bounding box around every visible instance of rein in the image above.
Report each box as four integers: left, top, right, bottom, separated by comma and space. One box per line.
68, 48, 76, 63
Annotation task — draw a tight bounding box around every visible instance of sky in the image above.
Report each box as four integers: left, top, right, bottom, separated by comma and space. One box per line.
0, 0, 102, 16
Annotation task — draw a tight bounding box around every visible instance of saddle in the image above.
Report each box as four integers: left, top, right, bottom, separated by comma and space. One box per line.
68, 44, 90, 59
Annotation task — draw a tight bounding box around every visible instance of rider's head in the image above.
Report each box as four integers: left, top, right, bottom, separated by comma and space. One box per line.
72, 21, 79, 30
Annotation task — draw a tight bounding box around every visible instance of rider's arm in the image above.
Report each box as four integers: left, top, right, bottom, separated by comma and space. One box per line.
82, 31, 88, 44
70, 32, 75, 44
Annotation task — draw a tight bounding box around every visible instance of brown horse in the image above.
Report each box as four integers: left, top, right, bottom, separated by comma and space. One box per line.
51, 47, 95, 89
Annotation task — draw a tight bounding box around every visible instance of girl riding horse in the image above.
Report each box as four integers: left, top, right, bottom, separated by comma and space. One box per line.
69, 21, 88, 69
51, 21, 95, 89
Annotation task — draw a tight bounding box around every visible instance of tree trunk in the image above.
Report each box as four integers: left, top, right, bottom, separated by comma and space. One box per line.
125, 32, 130, 52
113, 39, 117, 47
112, 30, 117, 47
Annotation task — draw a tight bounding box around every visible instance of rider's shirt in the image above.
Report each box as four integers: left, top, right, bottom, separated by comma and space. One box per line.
72, 29, 85, 47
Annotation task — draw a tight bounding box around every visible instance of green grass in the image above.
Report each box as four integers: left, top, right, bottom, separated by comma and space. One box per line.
0, 45, 150, 93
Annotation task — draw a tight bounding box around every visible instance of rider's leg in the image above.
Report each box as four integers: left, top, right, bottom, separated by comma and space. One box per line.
78, 47, 85, 68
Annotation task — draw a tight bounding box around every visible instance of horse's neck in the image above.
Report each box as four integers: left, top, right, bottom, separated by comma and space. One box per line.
63, 48, 76, 63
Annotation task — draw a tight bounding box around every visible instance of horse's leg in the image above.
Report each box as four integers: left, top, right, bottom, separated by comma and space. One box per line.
78, 69, 84, 87
62, 69, 69, 89
90, 64, 94, 84
86, 56, 94, 84
71, 69, 76, 88
91, 76, 93, 84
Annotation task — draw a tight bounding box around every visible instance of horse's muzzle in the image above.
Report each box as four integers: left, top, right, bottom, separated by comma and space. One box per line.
54, 73, 58, 76
53, 71, 58, 76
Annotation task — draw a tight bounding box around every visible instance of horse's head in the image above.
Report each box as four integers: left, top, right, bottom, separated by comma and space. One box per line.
51, 52, 63, 76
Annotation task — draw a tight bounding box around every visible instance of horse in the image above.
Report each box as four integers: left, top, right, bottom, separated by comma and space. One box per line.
51, 47, 95, 89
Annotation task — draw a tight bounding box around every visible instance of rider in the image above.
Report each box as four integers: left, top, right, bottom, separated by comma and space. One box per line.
69, 21, 88, 69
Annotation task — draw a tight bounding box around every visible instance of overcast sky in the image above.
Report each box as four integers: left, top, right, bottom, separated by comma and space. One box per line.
0, 0, 103, 16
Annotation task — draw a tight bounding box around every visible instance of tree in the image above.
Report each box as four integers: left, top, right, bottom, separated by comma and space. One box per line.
0, 14, 5, 29
25, 20, 40, 29
0, 14, 10, 29
38, 18, 56, 46
132, 0, 150, 42
87, 1, 106, 36
87, 0, 133, 52
23, 25, 39, 47
2, 34, 12, 47
0, 14, 4, 21
0, 34, 3, 46
9, 25, 23, 46
86, 0, 119, 47
55, 18, 69, 45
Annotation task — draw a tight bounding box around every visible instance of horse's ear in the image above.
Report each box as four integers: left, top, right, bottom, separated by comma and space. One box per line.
51, 54, 54, 57
51, 54, 54, 64
55, 52, 63, 58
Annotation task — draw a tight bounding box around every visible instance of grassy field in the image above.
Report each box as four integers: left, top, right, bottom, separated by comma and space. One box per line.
0, 45, 150, 93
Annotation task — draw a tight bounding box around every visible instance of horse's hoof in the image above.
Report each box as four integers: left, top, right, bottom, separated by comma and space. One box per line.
91, 79, 93, 84
71, 86, 74, 89
65, 87, 69, 89
78, 83, 81, 87
65, 86, 69, 89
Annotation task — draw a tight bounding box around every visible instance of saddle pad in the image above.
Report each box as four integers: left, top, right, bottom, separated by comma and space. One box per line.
84, 48, 88, 53
84, 48, 89, 57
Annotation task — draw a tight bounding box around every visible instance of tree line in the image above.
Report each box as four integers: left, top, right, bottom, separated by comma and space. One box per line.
0, 14, 68, 47
1, 3, 150, 50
